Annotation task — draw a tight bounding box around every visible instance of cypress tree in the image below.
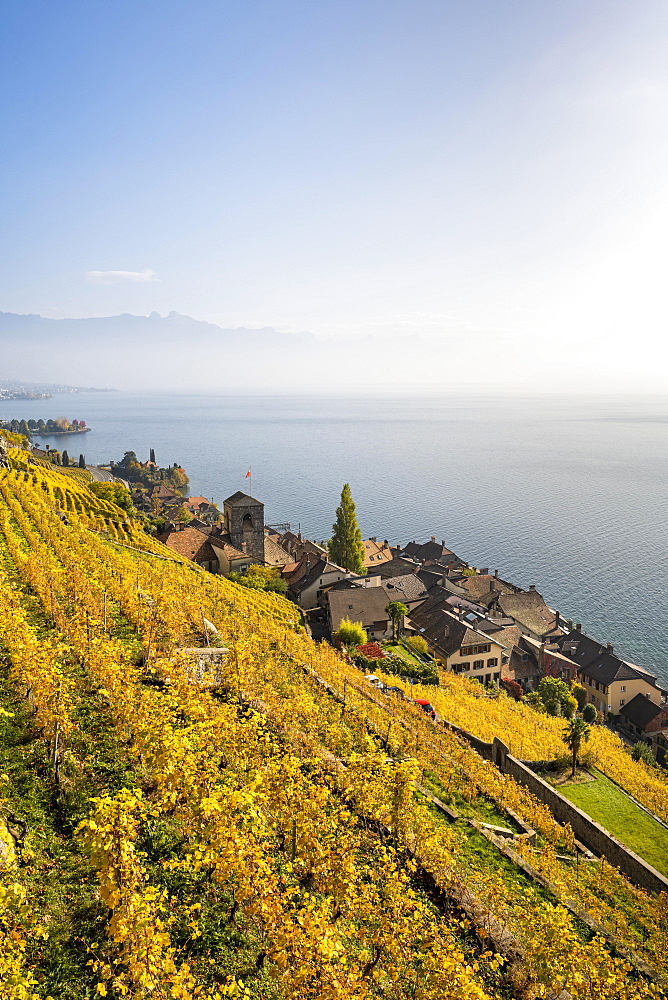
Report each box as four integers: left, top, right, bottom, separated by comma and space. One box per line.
329, 484, 365, 574
78, 454, 86, 468
150, 448, 156, 464
62, 450, 69, 466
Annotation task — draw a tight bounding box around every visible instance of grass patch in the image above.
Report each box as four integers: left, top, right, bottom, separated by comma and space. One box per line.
382, 641, 423, 666
559, 769, 668, 876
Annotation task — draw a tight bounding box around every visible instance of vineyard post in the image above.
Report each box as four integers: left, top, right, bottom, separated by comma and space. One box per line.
103, 590, 107, 632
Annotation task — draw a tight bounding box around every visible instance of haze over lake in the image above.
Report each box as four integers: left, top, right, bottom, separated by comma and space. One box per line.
6, 389, 667, 687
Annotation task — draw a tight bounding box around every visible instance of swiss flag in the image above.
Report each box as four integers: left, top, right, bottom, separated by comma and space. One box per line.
245, 469, 251, 478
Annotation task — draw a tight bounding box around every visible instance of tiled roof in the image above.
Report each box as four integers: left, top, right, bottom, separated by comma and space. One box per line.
497, 590, 560, 636
382, 574, 429, 604
157, 527, 218, 563
619, 694, 666, 730
408, 595, 466, 658
555, 630, 658, 688
402, 539, 463, 564
461, 574, 516, 600
328, 587, 392, 633
224, 491, 262, 507
368, 557, 422, 579
363, 539, 393, 567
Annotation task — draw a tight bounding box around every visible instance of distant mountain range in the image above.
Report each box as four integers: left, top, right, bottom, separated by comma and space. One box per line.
0, 310, 508, 391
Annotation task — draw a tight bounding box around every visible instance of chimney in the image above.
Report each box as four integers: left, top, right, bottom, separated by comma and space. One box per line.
529, 584, 536, 592
479, 567, 489, 575
431, 536, 436, 543
494, 569, 499, 578
555, 610, 560, 628
297, 531, 302, 542
370, 536, 376, 542
606, 642, 614, 653
575, 623, 582, 632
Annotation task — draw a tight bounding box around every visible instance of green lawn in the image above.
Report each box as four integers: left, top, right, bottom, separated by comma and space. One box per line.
382, 641, 424, 666
558, 769, 668, 876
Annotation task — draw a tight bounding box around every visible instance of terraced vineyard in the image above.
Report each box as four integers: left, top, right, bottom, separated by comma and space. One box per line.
0, 447, 666, 1000
399, 673, 668, 824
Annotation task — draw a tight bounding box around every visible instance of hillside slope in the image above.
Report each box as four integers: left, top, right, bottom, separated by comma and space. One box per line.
0, 452, 665, 1000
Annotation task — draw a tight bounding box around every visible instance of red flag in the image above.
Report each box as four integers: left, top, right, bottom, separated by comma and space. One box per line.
245, 469, 251, 478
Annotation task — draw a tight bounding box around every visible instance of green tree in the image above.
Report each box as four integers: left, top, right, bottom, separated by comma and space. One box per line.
572, 683, 587, 711
334, 618, 367, 648
632, 742, 656, 767
150, 448, 156, 464
582, 703, 598, 724
89, 481, 134, 514
78, 454, 86, 468
563, 717, 591, 778
329, 484, 365, 574
385, 601, 408, 641
539, 677, 573, 717
62, 450, 69, 466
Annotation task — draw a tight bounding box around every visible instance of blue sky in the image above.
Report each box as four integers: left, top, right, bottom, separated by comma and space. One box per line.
2, 1, 668, 387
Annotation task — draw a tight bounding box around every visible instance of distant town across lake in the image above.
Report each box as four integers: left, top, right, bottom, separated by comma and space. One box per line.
3, 388, 667, 686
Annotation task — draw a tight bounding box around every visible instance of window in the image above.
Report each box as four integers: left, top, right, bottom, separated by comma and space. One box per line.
459, 661, 470, 671
460, 643, 491, 656
494, 672, 500, 681
620, 685, 626, 692
473, 659, 484, 669
487, 658, 497, 667
661, 719, 668, 727
619, 699, 625, 706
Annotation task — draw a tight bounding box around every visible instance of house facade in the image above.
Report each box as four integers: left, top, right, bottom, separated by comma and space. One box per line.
282, 555, 349, 608
408, 594, 506, 686
554, 628, 664, 719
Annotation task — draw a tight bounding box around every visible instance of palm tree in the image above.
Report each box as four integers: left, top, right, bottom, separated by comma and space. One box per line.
385, 601, 408, 642
563, 717, 591, 778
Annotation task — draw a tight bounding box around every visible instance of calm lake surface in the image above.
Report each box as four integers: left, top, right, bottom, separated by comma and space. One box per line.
4, 390, 667, 686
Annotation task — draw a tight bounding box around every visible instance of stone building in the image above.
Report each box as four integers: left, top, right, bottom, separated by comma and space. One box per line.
223, 491, 265, 563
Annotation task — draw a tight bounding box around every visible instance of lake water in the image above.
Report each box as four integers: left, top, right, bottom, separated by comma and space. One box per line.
4, 390, 667, 687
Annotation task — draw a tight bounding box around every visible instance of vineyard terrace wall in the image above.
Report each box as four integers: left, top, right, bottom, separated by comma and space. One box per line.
443, 721, 668, 896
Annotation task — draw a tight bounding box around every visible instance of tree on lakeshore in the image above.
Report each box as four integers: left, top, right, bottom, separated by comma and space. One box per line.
329, 484, 365, 574
61, 450, 69, 466
385, 601, 408, 641
150, 448, 156, 464
563, 717, 591, 778
78, 454, 86, 468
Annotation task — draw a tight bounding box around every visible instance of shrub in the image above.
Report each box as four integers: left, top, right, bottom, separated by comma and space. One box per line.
631, 742, 657, 767
335, 619, 368, 648
406, 635, 429, 656
582, 703, 598, 724
501, 678, 523, 701
572, 683, 587, 711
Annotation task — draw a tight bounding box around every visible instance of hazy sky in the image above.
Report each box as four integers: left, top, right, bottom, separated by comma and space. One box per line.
2, 1, 668, 387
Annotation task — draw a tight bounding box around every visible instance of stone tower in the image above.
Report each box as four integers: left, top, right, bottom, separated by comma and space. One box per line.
223, 491, 265, 563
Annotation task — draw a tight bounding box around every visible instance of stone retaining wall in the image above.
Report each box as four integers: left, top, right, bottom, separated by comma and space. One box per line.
444, 719, 668, 893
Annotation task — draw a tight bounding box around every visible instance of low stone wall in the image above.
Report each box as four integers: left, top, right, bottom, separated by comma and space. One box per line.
441, 721, 668, 894
442, 720, 495, 761
492, 738, 668, 895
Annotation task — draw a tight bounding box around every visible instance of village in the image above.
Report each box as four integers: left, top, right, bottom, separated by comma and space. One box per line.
136, 471, 668, 767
